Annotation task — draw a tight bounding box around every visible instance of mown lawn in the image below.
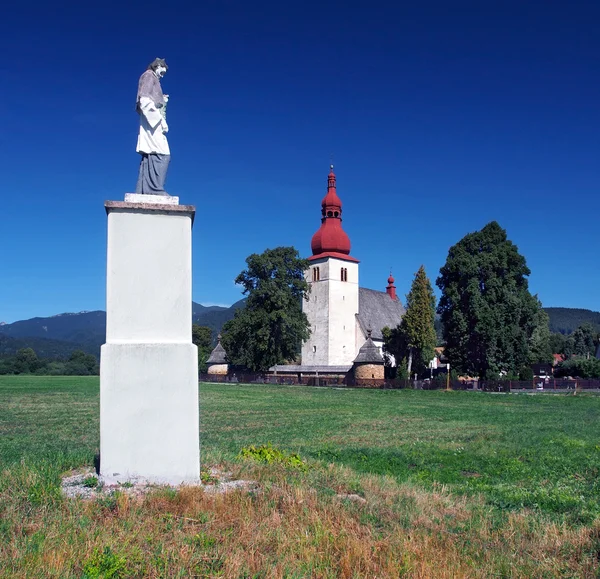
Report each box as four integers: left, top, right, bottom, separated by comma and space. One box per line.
1, 376, 600, 577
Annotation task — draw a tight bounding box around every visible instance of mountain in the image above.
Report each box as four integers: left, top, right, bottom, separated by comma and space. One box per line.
0, 300, 247, 358
544, 308, 600, 335
3, 303, 595, 360
192, 299, 246, 337
0, 334, 98, 359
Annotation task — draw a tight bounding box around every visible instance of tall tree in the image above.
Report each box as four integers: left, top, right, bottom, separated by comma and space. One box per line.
437, 221, 544, 378
221, 247, 311, 372
529, 308, 553, 365
399, 265, 437, 377
192, 324, 213, 373
572, 323, 597, 358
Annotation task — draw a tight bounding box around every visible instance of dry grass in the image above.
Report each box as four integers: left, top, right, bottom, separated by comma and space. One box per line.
1, 461, 599, 578
2, 377, 600, 577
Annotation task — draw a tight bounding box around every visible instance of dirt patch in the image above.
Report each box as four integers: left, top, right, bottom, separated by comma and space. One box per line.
61, 467, 258, 499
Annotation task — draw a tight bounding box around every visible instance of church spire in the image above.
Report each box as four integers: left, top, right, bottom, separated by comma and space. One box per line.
310, 165, 357, 261
386, 272, 397, 300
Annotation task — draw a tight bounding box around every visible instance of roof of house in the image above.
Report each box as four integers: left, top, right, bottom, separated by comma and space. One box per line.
353, 331, 384, 364
207, 341, 227, 364
270, 364, 352, 374
356, 287, 405, 341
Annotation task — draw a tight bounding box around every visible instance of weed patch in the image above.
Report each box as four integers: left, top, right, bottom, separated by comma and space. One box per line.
239, 443, 308, 470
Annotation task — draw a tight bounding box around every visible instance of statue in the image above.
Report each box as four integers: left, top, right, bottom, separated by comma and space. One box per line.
135, 58, 170, 195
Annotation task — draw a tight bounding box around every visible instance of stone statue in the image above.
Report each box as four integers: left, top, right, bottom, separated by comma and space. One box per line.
135, 58, 170, 195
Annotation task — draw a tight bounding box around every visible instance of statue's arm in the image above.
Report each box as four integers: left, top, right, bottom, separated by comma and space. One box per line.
138, 97, 163, 129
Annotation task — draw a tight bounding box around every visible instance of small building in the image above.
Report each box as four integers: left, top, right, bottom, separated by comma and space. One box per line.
353, 329, 385, 382
206, 335, 228, 375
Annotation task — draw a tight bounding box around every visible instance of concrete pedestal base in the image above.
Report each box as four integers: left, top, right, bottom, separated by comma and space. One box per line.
100, 343, 199, 485
100, 200, 199, 485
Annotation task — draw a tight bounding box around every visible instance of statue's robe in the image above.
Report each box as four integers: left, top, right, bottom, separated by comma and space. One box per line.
135, 70, 170, 194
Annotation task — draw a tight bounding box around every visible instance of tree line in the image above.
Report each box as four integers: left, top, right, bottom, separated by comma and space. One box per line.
0, 348, 99, 376
4, 222, 597, 380
217, 222, 599, 379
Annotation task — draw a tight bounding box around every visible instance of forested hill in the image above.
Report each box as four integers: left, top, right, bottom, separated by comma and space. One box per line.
0, 300, 247, 358
544, 308, 600, 334
1, 303, 596, 358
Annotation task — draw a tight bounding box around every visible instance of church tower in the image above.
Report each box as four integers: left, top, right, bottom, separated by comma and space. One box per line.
301, 166, 360, 366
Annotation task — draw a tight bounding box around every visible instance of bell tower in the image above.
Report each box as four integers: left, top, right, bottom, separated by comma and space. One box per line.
301, 166, 360, 366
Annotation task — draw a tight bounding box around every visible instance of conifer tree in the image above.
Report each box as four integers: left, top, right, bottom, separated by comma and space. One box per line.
437, 221, 544, 378
398, 265, 437, 377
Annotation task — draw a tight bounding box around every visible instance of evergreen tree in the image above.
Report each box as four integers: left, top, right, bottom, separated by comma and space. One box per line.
572, 323, 597, 358
192, 324, 213, 373
221, 247, 311, 372
437, 221, 544, 378
529, 308, 553, 364
399, 265, 437, 377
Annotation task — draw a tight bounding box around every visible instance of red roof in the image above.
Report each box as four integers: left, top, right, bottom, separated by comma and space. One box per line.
310, 166, 355, 259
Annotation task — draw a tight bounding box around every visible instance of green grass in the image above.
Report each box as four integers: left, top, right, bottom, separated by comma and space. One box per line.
2, 377, 600, 522
2, 376, 600, 577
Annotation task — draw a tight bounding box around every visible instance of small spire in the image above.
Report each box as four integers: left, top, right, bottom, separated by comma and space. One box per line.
386, 272, 397, 300
217, 333, 222, 342
367, 327, 372, 339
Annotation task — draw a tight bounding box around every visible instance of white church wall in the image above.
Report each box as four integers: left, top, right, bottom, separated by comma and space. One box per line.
301, 257, 359, 366
328, 258, 359, 365
301, 258, 330, 365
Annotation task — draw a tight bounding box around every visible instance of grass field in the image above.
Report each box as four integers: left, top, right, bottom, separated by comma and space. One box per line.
1, 376, 600, 577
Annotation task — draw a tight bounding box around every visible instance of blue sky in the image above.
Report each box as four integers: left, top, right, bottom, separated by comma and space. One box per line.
1, 0, 598, 323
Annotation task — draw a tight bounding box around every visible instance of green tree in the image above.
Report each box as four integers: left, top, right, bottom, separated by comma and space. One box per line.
529, 308, 553, 364
572, 323, 596, 358
65, 350, 99, 375
221, 247, 311, 372
555, 357, 600, 379
192, 324, 213, 373
548, 332, 566, 356
436, 221, 544, 378
15, 348, 39, 374
399, 265, 437, 377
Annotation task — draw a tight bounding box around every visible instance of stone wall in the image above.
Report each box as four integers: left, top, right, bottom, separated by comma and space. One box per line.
207, 363, 228, 375
354, 363, 384, 381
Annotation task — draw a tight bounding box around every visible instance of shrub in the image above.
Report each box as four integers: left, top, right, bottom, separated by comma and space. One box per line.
239, 443, 307, 470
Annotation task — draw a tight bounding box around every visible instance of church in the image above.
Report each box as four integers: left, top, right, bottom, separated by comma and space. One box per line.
271, 166, 405, 380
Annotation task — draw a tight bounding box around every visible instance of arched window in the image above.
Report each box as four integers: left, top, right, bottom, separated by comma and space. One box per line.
341, 267, 348, 282
312, 267, 320, 282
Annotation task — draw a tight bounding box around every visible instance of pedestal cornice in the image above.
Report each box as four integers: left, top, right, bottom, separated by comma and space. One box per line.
105, 201, 196, 224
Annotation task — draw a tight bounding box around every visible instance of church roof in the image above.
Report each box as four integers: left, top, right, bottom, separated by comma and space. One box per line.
353, 330, 384, 364
357, 287, 405, 341
270, 364, 352, 374
310, 166, 356, 260
207, 338, 227, 364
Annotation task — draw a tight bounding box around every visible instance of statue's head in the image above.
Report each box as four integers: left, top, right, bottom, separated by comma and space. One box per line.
147, 58, 168, 78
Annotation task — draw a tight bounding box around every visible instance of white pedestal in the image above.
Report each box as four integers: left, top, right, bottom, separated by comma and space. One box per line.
100, 200, 200, 485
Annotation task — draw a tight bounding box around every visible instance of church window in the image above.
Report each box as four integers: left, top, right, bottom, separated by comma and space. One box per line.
313, 267, 320, 282
341, 267, 348, 282
313, 345, 317, 353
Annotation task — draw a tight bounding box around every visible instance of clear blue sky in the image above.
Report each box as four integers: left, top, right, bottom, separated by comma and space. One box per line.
2, 0, 598, 323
